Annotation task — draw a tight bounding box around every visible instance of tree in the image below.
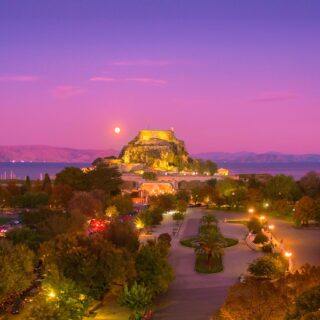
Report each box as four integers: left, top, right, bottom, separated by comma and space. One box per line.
42, 173, 52, 194
158, 233, 172, 247
119, 282, 153, 316
286, 285, 320, 320
299, 171, 320, 198
264, 174, 301, 202
248, 254, 288, 279
28, 278, 91, 320
6, 226, 42, 251
40, 233, 136, 298
201, 213, 218, 227
25, 176, 32, 193
294, 196, 316, 226
149, 194, 175, 213
253, 231, 269, 244
55, 167, 87, 191
136, 241, 174, 295
104, 222, 139, 252
50, 184, 74, 209
216, 278, 287, 320
0, 241, 35, 305
176, 199, 187, 214
108, 194, 133, 214
68, 191, 103, 218
247, 217, 262, 234
86, 164, 122, 197
142, 172, 157, 181
271, 199, 291, 216
105, 205, 119, 219
175, 190, 190, 203
173, 211, 185, 224
196, 232, 224, 268
216, 265, 320, 320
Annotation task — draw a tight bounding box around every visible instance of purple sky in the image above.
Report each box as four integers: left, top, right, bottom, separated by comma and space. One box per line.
1, 0, 320, 154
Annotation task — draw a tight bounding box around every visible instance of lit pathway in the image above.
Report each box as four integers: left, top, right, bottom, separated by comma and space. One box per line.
154, 208, 261, 320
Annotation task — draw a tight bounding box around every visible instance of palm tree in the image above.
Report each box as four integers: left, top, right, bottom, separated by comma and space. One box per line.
201, 213, 218, 227
196, 232, 224, 267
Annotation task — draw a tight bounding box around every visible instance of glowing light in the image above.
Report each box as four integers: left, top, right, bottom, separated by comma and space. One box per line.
284, 251, 292, 258
268, 225, 275, 230
48, 291, 56, 298
248, 208, 255, 214
259, 216, 266, 221
114, 127, 121, 134
264, 203, 270, 208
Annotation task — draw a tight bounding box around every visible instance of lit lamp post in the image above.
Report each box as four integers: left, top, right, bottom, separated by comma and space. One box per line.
284, 251, 293, 272
268, 225, 275, 231
259, 215, 266, 222
248, 208, 255, 214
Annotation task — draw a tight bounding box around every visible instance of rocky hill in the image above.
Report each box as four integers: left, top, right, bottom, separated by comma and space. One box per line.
0, 145, 117, 163
195, 151, 320, 163
119, 129, 192, 171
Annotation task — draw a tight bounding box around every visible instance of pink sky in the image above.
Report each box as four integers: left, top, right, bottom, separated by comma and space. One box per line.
0, 1, 320, 154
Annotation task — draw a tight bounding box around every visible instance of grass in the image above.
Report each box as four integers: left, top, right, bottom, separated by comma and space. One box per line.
180, 236, 238, 248
226, 219, 249, 226
0, 216, 12, 225
224, 237, 239, 247
180, 236, 198, 248
195, 254, 223, 273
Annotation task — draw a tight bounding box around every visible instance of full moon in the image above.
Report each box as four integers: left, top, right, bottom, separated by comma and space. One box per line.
114, 127, 121, 134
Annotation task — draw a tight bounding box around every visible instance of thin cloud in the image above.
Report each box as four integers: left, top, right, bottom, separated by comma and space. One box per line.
125, 77, 167, 85
89, 76, 116, 82
111, 59, 169, 67
252, 92, 298, 103
52, 86, 85, 98
0, 75, 38, 82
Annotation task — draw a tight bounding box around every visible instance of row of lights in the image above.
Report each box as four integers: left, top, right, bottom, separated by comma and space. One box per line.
247, 208, 292, 260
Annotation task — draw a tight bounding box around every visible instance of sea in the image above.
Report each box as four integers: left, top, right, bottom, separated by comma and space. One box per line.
0, 162, 320, 181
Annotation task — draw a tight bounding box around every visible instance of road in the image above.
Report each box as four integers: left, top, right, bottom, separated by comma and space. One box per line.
154, 208, 261, 320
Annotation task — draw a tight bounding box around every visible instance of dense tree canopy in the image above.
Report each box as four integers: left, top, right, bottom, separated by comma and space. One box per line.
40, 233, 136, 298
0, 240, 35, 305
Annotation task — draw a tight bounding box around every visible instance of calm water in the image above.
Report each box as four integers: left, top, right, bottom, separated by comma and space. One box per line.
0, 162, 319, 180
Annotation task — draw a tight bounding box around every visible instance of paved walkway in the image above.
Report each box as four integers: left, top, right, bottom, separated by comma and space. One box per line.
154, 208, 261, 320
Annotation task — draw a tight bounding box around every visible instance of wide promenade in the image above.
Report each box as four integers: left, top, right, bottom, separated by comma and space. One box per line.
153, 208, 261, 320
152, 209, 320, 320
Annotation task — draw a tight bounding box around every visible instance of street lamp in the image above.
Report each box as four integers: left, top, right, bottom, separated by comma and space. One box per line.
259, 215, 266, 221
268, 225, 275, 231
284, 251, 292, 258
248, 208, 255, 214
48, 291, 56, 298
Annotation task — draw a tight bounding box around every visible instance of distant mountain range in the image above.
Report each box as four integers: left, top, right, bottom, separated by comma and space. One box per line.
0, 146, 117, 163
0, 146, 320, 164
194, 152, 320, 163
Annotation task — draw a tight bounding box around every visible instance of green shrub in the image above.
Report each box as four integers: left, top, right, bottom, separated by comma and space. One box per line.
248, 253, 288, 278
253, 231, 269, 244
247, 217, 262, 234
262, 243, 273, 253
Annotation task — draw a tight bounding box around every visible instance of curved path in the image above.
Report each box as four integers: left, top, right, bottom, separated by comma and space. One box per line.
154, 208, 261, 320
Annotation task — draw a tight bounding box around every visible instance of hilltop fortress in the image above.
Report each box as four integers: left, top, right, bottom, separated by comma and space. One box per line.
119, 129, 191, 172
96, 129, 219, 175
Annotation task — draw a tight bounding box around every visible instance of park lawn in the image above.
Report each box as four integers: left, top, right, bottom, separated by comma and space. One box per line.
0, 216, 12, 225
180, 236, 197, 248
180, 236, 238, 248
224, 237, 239, 247
195, 254, 223, 273
226, 219, 249, 226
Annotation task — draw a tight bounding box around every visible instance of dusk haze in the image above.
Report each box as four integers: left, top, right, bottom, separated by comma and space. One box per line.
1, 1, 320, 320
1, 0, 320, 153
